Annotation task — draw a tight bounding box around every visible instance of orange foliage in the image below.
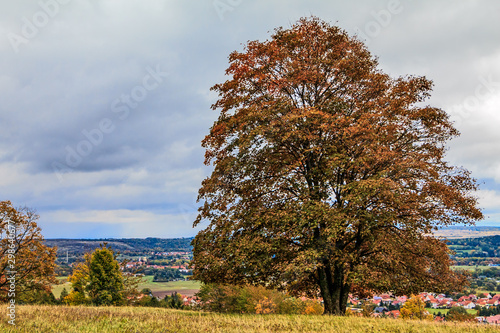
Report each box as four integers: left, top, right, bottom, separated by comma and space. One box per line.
192, 17, 483, 315
0, 201, 57, 301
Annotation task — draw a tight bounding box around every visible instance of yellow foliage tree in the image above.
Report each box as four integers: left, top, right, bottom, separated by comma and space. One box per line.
255, 297, 277, 314
64, 255, 91, 305
400, 295, 433, 320
303, 300, 323, 315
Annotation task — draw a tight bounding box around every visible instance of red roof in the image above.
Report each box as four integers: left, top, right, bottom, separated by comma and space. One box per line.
487, 315, 500, 324
388, 310, 400, 318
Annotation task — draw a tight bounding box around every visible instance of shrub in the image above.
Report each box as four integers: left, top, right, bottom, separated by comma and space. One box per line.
196, 284, 323, 314
446, 306, 475, 322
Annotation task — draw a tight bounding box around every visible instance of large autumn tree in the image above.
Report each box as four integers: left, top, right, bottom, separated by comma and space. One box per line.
0, 201, 57, 301
191, 17, 483, 315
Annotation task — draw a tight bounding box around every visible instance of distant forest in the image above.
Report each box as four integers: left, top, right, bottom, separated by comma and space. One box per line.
448, 235, 500, 257
44, 234, 500, 263
446, 235, 500, 267
44, 237, 194, 256
448, 235, 500, 247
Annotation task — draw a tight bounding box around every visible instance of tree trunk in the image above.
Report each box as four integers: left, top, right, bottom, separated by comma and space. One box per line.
318, 262, 350, 315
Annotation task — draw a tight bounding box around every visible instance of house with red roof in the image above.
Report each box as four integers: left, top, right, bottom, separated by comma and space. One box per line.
487, 299, 499, 307
387, 310, 400, 318
486, 314, 500, 324
460, 301, 475, 309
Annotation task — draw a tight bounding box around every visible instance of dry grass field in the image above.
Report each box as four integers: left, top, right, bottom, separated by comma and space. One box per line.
2, 305, 500, 333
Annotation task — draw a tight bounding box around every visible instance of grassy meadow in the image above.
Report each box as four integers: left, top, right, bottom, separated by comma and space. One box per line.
52, 277, 71, 298
2, 305, 500, 333
426, 308, 478, 316
138, 276, 201, 296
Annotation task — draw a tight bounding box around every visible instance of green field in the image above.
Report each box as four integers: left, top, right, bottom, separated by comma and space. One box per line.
51, 277, 71, 299
452, 265, 491, 271
2, 305, 499, 333
138, 276, 201, 296
426, 308, 477, 316
51, 276, 201, 299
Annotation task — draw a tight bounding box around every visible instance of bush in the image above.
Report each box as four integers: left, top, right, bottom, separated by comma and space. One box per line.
18, 287, 57, 305
196, 284, 323, 314
165, 292, 184, 309
446, 306, 475, 322
361, 303, 375, 317
278, 297, 306, 315
303, 300, 323, 315
255, 297, 277, 314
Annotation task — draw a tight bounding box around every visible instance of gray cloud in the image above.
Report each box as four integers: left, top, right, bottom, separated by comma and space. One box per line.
1, 0, 499, 237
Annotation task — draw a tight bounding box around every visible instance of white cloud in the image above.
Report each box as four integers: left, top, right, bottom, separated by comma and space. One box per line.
446, 91, 500, 182
478, 189, 500, 210
42, 208, 200, 238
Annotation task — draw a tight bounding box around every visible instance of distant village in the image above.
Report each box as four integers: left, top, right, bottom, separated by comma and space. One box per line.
348, 292, 500, 324
123, 251, 192, 274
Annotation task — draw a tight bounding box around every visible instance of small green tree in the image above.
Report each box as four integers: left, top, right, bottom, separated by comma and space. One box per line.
59, 287, 69, 302
168, 292, 184, 309
87, 244, 124, 306
120, 261, 142, 304
66, 244, 127, 306
141, 288, 153, 296
486, 282, 497, 291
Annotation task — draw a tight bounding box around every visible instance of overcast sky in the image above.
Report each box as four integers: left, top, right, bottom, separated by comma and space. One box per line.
0, 0, 499, 238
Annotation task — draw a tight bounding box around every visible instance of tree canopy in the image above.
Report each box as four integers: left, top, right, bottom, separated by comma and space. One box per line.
191, 17, 483, 315
0, 201, 57, 301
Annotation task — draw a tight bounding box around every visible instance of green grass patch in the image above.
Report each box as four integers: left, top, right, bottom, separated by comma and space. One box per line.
427, 308, 450, 315
426, 308, 477, 316
137, 276, 201, 293
452, 265, 491, 271
51, 277, 72, 299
